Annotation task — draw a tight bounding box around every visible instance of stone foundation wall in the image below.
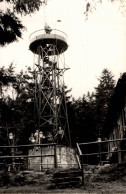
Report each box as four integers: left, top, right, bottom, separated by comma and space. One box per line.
28, 145, 78, 171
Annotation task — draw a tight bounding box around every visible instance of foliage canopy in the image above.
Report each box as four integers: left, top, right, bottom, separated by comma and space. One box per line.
0, 0, 43, 46
84, 0, 126, 19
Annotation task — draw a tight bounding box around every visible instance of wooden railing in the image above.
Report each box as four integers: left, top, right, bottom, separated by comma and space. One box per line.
0, 143, 57, 171
76, 138, 126, 185
76, 143, 84, 185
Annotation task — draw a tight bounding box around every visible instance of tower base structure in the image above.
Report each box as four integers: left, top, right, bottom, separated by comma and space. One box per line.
28, 145, 78, 170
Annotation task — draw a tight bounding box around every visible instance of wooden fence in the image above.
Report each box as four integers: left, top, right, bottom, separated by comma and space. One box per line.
76, 138, 126, 185
0, 143, 57, 171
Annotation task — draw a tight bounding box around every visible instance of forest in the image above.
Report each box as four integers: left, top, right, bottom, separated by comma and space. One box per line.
0, 64, 116, 147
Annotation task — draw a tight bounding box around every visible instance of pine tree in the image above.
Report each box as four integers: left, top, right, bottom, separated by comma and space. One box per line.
94, 69, 115, 138
69, 94, 96, 145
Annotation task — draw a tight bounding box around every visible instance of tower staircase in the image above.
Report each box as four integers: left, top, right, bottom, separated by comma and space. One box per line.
49, 168, 82, 189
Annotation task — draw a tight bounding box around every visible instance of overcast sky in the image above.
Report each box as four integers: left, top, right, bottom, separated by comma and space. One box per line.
0, 0, 126, 99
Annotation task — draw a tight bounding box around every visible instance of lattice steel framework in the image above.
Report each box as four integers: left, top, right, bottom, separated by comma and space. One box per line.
29, 30, 71, 145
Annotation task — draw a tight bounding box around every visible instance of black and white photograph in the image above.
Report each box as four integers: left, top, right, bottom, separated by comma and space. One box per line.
0, 0, 126, 193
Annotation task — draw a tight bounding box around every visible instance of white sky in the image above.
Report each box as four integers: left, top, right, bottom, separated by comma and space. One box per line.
0, 0, 126, 99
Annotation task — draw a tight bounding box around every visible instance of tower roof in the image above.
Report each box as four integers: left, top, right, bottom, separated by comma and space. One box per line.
29, 29, 68, 55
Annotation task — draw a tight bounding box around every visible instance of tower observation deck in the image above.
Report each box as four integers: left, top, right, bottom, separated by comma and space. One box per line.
29, 29, 68, 55
29, 28, 71, 146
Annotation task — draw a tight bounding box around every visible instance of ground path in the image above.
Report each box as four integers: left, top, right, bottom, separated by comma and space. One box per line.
0, 181, 126, 193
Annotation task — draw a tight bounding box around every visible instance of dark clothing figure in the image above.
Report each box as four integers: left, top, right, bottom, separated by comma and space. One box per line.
54, 127, 64, 144
47, 132, 53, 143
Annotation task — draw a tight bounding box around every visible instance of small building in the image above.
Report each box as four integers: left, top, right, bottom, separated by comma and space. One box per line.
103, 73, 126, 163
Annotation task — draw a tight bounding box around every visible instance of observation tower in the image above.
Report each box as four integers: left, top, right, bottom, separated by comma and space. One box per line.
29, 27, 71, 145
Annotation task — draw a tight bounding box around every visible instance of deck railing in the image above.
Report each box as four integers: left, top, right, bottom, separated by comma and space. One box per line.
29, 29, 68, 43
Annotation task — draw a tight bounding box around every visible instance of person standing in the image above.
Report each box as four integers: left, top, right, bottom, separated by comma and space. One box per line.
54, 127, 64, 144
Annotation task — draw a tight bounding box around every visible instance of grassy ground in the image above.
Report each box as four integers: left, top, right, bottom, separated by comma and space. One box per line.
1, 164, 126, 193
0, 181, 126, 193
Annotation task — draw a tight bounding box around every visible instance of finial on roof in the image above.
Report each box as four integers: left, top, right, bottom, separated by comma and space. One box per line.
44, 23, 52, 34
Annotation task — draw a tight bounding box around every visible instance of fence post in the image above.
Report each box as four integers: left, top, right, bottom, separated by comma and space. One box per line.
81, 155, 84, 186
11, 140, 15, 171
54, 144, 57, 168
117, 140, 122, 163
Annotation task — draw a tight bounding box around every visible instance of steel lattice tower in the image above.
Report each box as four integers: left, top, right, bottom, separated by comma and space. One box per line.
29, 29, 71, 145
